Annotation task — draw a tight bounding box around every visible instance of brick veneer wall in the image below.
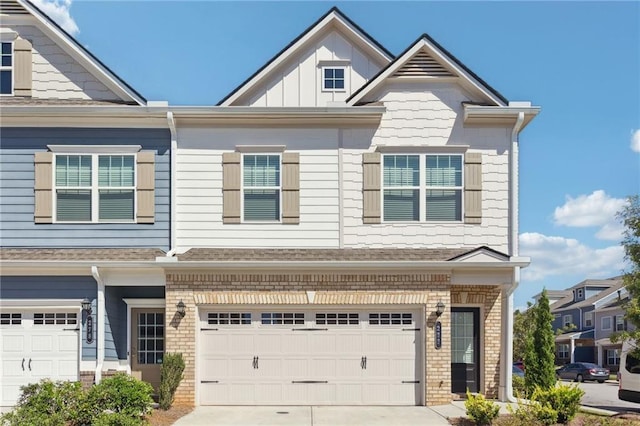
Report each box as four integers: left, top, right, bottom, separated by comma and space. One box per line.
451, 285, 502, 398
165, 271, 499, 406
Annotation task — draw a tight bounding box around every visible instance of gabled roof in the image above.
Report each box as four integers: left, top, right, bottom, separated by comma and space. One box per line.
217, 6, 394, 106
551, 279, 624, 313
8, 0, 146, 105
347, 33, 508, 107
447, 246, 510, 262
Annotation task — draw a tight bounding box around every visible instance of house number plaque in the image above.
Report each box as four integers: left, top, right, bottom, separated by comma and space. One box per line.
86, 315, 93, 344
435, 321, 442, 349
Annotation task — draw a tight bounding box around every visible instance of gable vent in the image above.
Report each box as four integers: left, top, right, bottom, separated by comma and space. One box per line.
393, 50, 454, 78
0, 0, 28, 14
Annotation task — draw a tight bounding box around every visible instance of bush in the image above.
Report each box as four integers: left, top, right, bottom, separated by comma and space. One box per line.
512, 375, 527, 398
533, 384, 584, 423
465, 390, 500, 425
92, 412, 149, 426
0, 379, 85, 426
158, 352, 185, 410
509, 400, 558, 426
80, 373, 153, 424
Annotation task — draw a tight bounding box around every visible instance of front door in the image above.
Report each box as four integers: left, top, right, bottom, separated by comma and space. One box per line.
451, 307, 480, 393
131, 308, 165, 393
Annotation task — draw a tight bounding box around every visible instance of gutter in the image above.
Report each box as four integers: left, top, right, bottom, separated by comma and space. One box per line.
166, 112, 177, 258
91, 266, 105, 384
502, 111, 526, 403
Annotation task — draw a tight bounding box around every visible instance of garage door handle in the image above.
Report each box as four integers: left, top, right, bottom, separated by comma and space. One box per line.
292, 380, 328, 384
28, 358, 31, 371
63, 327, 80, 331
21, 358, 24, 371
252, 356, 259, 369
402, 381, 419, 384
361, 356, 367, 369
201, 380, 219, 383
292, 328, 328, 331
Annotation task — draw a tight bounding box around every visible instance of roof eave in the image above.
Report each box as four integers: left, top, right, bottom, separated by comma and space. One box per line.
463, 104, 541, 130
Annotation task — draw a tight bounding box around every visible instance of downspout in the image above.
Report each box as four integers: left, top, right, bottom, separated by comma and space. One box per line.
91, 266, 105, 384
166, 111, 177, 257
502, 111, 526, 402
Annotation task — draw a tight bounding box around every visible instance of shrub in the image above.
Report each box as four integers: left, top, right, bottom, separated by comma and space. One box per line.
80, 373, 153, 424
512, 375, 527, 398
465, 390, 500, 425
0, 379, 85, 426
92, 411, 149, 426
508, 400, 558, 426
532, 384, 584, 423
158, 352, 185, 410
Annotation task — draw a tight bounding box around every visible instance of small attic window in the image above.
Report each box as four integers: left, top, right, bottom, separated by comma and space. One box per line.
322, 66, 345, 91
576, 288, 584, 299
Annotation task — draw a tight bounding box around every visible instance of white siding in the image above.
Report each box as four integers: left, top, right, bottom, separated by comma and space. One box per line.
342, 82, 512, 252
175, 128, 341, 250
8, 25, 120, 100
236, 30, 384, 107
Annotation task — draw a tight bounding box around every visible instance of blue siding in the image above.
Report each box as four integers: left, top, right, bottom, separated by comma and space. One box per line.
0, 128, 170, 250
553, 308, 581, 332
104, 286, 164, 360
0, 276, 97, 360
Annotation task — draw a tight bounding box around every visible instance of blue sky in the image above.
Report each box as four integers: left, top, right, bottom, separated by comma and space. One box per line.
39, 0, 639, 308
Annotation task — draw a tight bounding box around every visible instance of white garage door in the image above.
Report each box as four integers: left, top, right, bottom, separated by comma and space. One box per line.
0, 311, 80, 407
198, 308, 422, 405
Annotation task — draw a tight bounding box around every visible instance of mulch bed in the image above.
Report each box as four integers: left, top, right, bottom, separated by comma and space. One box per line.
147, 405, 193, 426
449, 412, 640, 426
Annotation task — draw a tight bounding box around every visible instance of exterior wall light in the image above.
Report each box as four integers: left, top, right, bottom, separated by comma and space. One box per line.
435, 301, 445, 317
176, 300, 186, 317
81, 298, 92, 314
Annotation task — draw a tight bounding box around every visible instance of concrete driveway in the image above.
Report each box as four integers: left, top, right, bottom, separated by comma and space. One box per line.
171, 402, 514, 425
172, 405, 454, 425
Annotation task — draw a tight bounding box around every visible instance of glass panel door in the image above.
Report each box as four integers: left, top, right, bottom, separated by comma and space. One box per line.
451, 308, 479, 393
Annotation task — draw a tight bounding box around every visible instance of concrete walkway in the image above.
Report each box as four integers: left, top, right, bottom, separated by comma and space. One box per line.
171, 402, 516, 426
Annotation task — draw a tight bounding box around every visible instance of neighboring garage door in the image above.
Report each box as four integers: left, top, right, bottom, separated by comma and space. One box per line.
0, 311, 80, 406
198, 308, 421, 405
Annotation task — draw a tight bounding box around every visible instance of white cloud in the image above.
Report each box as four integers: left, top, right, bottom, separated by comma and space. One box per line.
519, 232, 625, 282
31, 0, 79, 36
553, 190, 625, 240
631, 129, 640, 153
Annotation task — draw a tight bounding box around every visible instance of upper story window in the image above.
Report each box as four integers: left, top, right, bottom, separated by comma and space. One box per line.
616, 315, 625, 331
576, 288, 584, 300
563, 314, 573, 328
601, 316, 612, 330
54, 154, 135, 222
383, 154, 462, 222
0, 42, 12, 95
242, 154, 280, 222
322, 67, 345, 91
584, 311, 593, 328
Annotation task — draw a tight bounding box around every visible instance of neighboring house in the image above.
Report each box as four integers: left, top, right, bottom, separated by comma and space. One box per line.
0, 0, 171, 407
595, 294, 635, 373
1, 2, 540, 408
535, 277, 624, 365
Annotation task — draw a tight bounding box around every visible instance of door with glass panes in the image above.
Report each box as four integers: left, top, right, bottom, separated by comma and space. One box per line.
131, 309, 164, 392
451, 307, 480, 393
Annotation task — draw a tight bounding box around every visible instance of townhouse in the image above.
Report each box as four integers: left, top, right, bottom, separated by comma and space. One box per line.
1, 1, 539, 407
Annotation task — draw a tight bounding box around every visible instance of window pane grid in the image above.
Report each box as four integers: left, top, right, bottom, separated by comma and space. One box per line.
34, 312, 77, 325
369, 313, 412, 325
607, 349, 620, 365
243, 154, 281, 221
208, 312, 251, 325
261, 312, 304, 325
137, 313, 164, 365
451, 312, 474, 363
323, 67, 345, 90
316, 313, 359, 325
0, 313, 21, 325
1, 42, 12, 95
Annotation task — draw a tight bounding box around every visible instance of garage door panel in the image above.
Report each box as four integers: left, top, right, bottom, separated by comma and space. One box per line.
200, 332, 227, 353
2, 335, 24, 352
334, 358, 362, 377
335, 333, 363, 353
283, 357, 307, 378
229, 334, 254, 353
2, 358, 24, 377
308, 334, 336, 353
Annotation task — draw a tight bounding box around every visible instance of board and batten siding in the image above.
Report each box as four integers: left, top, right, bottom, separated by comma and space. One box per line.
175, 128, 340, 250
342, 83, 512, 252
6, 25, 120, 100
0, 128, 170, 250
0, 276, 98, 360
237, 30, 384, 107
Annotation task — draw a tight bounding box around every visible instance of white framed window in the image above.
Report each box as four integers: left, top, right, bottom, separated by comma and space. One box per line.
0, 41, 12, 95
34, 312, 77, 325
261, 312, 304, 325
0, 313, 21, 325
563, 314, 573, 328
616, 315, 625, 331
601, 316, 612, 330
54, 153, 136, 223
242, 154, 281, 222
316, 313, 359, 325
558, 343, 569, 359
207, 312, 251, 325
607, 348, 621, 366
584, 311, 593, 327
322, 66, 345, 91
369, 313, 413, 325
382, 154, 463, 222
576, 288, 584, 299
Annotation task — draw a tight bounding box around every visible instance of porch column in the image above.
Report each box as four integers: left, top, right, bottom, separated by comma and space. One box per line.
597, 345, 603, 366
570, 338, 575, 363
